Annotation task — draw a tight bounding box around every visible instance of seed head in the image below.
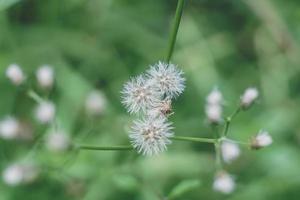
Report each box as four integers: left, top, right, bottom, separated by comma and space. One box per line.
129, 116, 173, 156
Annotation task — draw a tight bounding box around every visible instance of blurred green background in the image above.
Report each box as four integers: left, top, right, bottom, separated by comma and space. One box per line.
1, 0, 300, 199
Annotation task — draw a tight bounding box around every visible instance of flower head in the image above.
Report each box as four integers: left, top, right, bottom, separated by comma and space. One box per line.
36, 65, 54, 89
213, 171, 235, 194
206, 88, 223, 105
147, 98, 173, 118
35, 101, 55, 124
251, 130, 272, 150
0, 117, 20, 140
221, 141, 240, 163
6, 64, 25, 85
205, 104, 222, 124
85, 90, 107, 116
147, 62, 185, 98
129, 116, 173, 156
46, 131, 71, 152
241, 87, 259, 109
122, 75, 161, 114
2, 164, 39, 186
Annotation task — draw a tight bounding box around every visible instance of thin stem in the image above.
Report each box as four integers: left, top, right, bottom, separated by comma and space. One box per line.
77, 144, 133, 151
214, 140, 223, 170
172, 136, 215, 144
165, 0, 185, 63
223, 106, 241, 137
223, 138, 250, 146
28, 90, 44, 104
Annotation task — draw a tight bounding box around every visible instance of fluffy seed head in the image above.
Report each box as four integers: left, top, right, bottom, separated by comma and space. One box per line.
251, 130, 272, 150
206, 88, 223, 105
0, 117, 20, 140
35, 101, 55, 124
2, 164, 39, 186
205, 104, 222, 124
122, 75, 161, 114
46, 131, 71, 152
147, 98, 173, 118
241, 87, 259, 108
85, 90, 107, 116
6, 64, 25, 85
213, 171, 235, 194
221, 141, 240, 163
147, 62, 185, 98
36, 65, 54, 88
129, 116, 173, 156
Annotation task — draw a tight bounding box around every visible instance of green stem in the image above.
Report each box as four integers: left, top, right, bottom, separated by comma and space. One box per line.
223, 106, 241, 137
214, 140, 222, 170
28, 90, 44, 104
77, 145, 133, 151
172, 136, 215, 144
165, 0, 185, 63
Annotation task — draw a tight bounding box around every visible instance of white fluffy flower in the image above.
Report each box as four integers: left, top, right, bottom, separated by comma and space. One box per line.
241, 87, 259, 108
205, 104, 222, 124
46, 131, 70, 152
213, 171, 235, 194
147, 98, 172, 118
6, 64, 25, 85
2, 164, 39, 186
129, 116, 173, 156
206, 88, 223, 105
85, 90, 107, 115
36, 65, 54, 88
147, 62, 185, 98
0, 117, 20, 140
221, 141, 240, 163
35, 101, 55, 124
251, 130, 272, 149
122, 75, 161, 114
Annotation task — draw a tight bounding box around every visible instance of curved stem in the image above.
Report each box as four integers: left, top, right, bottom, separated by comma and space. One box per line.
223, 106, 241, 137
172, 136, 215, 144
165, 0, 185, 63
77, 145, 133, 151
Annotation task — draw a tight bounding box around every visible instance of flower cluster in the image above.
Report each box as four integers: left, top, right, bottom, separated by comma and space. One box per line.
121, 62, 185, 155
205, 88, 223, 124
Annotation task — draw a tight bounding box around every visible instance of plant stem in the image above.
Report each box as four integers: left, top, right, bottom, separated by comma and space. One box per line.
77, 144, 133, 151
165, 0, 185, 63
214, 140, 222, 170
28, 90, 44, 104
172, 136, 215, 144
223, 106, 241, 137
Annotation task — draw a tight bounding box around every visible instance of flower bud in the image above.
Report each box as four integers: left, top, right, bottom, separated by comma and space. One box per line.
35, 101, 55, 124
213, 171, 235, 194
85, 90, 107, 116
221, 141, 240, 163
36, 65, 54, 89
240, 87, 259, 109
205, 104, 222, 124
206, 88, 223, 105
251, 130, 272, 150
0, 117, 20, 140
46, 131, 71, 152
2, 164, 39, 186
6, 64, 25, 85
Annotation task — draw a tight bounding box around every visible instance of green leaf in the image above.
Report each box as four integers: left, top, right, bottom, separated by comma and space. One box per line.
167, 179, 201, 200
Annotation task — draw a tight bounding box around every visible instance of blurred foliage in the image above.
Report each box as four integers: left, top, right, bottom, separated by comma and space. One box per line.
1, 0, 300, 199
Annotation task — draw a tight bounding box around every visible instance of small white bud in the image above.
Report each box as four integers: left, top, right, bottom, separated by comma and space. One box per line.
241, 87, 259, 108
221, 141, 240, 163
2, 164, 39, 186
213, 171, 235, 194
251, 130, 272, 149
0, 117, 20, 140
206, 88, 223, 105
205, 104, 222, 124
35, 101, 55, 124
46, 131, 71, 152
6, 64, 25, 85
36, 65, 54, 89
85, 90, 107, 116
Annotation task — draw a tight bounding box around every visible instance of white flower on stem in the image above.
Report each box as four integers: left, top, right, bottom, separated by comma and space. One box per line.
35, 101, 55, 124
6, 64, 25, 85
0, 117, 20, 140
221, 141, 240, 163
129, 116, 173, 156
46, 131, 70, 152
240, 87, 259, 109
205, 104, 222, 124
251, 130, 272, 149
2, 164, 39, 186
213, 171, 235, 194
36, 65, 54, 89
206, 88, 223, 105
85, 90, 107, 116
122, 75, 161, 114
147, 62, 185, 99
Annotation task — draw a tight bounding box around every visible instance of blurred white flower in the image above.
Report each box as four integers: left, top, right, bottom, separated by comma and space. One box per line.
85, 90, 107, 116
35, 101, 55, 124
147, 62, 185, 99
206, 88, 223, 105
36, 65, 54, 89
213, 171, 235, 194
122, 75, 161, 114
0, 117, 20, 140
46, 131, 70, 152
6, 64, 25, 85
2, 164, 39, 186
129, 116, 173, 156
241, 87, 259, 108
205, 104, 222, 124
221, 141, 240, 163
251, 130, 272, 149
